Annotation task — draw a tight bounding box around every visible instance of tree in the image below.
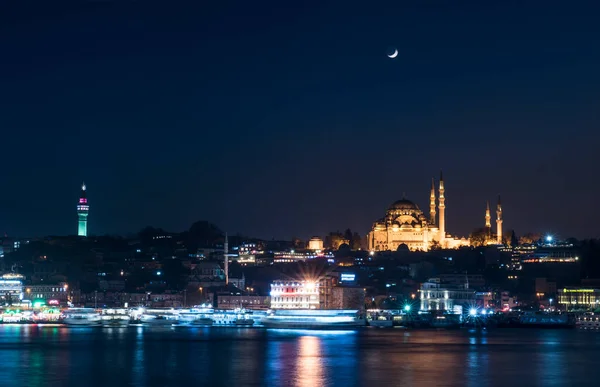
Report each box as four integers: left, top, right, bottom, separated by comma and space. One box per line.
325, 232, 347, 250
344, 229, 353, 244
511, 230, 519, 247
351, 232, 363, 250
519, 233, 542, 245
503, 229, 518, 247
469, 228, 489, 247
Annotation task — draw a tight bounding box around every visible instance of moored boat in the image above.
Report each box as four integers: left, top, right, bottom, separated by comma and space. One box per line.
518, 312, 575, 328
63, 308, 102, 326
368, 315, 394, 327
262, 309, 366, 329
138, 308, 179, 326
101, 308, 131, 327
177, 308, 214, 327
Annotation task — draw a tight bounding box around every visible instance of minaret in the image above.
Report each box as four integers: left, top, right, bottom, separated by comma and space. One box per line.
77, 182, 89, 237
485, 201, 491, 228
438, 171, 445, 247
224, 233, 229, 285
429, 178, 436, 225
496, 195, 503, 244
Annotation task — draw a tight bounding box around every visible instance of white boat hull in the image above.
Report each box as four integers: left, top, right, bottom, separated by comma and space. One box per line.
64, 318, 102, 326
102, 319, 130, 327
177, 318, 214, 327
262, 319, 365, 329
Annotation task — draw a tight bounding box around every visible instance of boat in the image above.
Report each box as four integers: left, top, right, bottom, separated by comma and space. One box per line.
138, 308, 179, 326
211, 308, 255, 326
177, 308, 214, 327
261, 309, 366, 329
368, 314, 394, 327
234, 317, 255, 326
101, 308, 131, 327
518, 312, 575, 328
63, 308, 102, 326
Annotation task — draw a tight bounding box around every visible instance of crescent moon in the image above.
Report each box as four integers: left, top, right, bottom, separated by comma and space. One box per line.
387, 49, 398, 59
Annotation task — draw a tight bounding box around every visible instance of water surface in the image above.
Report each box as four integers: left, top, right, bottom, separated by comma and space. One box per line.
1, 325, 598, 386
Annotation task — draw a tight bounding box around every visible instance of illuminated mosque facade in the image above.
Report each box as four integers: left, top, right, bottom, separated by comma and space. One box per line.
367, 173, 496, 252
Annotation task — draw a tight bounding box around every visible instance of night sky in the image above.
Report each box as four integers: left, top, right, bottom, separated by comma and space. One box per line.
1, 1, 599, 240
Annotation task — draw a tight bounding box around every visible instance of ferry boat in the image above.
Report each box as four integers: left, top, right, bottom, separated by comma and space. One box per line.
211, 308, 255, 326
101, 308, 131, 327
368, 313, 394, 327
1, 310, 25, 323
262, 309, 366, 329
138, 308, 179, 326
249, 310, 268, 325
63, 308, 102, 326
177, 308, 214, 327
518, 312, 575, 328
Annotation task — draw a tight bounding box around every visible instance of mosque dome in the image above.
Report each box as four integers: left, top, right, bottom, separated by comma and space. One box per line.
389, 199, 420, 211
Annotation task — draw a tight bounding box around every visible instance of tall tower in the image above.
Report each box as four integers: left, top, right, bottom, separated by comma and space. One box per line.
485, 201, 491, 228
496, 195, 503, 244
429, 178, 436, 225
223, 232, 229, 285
438, 171, 445, 247
77, 182, 89, 237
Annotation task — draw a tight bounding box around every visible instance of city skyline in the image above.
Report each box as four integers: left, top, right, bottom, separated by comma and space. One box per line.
0, 179, 576, 243
1, 2, 599, 239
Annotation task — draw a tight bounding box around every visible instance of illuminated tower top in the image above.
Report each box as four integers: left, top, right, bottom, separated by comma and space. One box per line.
80, 183, 87, 203
77, 182, 89, 237
485, 201, 491, 228
438, 171, 445, 245
429, 178, 436, 225
496, 195, 503, 244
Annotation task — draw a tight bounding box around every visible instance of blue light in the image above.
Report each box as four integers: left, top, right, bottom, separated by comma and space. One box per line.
469, 308, 477, 316
481, 309, 487, 315
404, 305, 411, 312
546, 235, 553, 242
156, 271, 162, 276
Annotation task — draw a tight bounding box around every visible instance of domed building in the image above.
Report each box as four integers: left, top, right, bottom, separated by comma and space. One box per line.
367, 173, 469, 251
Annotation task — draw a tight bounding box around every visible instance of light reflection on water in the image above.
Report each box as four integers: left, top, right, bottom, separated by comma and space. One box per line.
1, 326, 600, 386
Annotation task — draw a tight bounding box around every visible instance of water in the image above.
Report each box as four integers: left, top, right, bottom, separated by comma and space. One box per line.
1, 325, 599, 386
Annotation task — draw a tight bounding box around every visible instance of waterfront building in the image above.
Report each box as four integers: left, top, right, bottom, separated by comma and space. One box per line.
367, 173, 469, 251
557, 288, 600, 310
270, 280, 319, 309
419, 278, 475, 313
77, 182, 89, 237
0, 274, 24, 303
23, 283, 69, 303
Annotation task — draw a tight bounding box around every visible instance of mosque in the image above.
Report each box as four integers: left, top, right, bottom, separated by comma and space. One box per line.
367, 173, 502, 251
